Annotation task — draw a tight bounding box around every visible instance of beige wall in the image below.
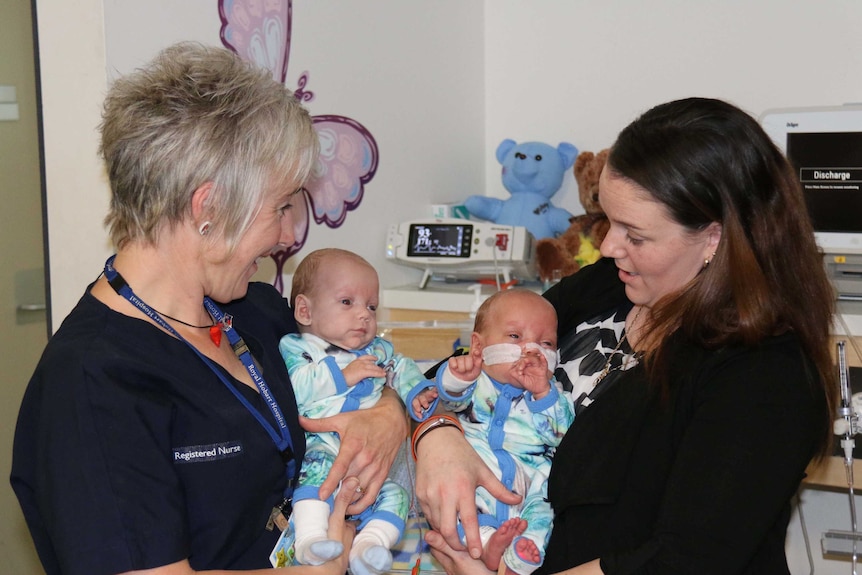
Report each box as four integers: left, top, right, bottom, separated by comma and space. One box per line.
0, 0, 48, 572
38, 0, 110, 333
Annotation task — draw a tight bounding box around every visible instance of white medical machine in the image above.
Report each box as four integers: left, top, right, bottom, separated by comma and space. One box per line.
761, 106, 862, 301
385, 219, 537, 289
761, 105, 862, 256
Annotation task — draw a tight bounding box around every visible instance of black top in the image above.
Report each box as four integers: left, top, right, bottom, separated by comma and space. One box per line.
538, 258, 824, 575
11, 282, 305, 575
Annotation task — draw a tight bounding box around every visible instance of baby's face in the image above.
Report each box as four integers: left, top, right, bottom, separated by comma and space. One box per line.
474, 293, 557, 384
305, 259, 379, 350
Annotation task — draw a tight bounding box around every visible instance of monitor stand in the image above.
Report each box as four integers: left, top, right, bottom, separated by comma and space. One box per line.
417, 267, 514, 290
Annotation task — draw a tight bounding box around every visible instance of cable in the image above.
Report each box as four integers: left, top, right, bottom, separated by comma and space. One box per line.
492, 244, 501, 291
398, 438, 426, 575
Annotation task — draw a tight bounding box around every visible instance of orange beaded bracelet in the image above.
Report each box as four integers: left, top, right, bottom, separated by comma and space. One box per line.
410, 414, 464, 460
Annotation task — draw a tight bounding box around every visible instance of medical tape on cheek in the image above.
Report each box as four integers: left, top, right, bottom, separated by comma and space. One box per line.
482, 343, 522, 365
482, 342, 558, 371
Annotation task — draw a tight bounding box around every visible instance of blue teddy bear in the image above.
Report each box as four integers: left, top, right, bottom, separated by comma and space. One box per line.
465, 139, 578, 240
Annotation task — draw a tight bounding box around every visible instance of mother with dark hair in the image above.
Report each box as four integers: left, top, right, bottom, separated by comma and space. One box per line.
413, 97, 838, 575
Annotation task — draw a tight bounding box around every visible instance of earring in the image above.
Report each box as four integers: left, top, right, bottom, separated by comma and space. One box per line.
199, 221, 212, 236
703, 251, 716, 269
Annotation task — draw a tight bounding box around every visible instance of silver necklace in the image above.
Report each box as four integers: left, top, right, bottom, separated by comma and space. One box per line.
593, 306, 642, 386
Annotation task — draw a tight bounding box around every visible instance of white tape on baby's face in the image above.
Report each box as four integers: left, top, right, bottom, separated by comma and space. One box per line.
481, 342, 558, 370
481, 343, 521, 365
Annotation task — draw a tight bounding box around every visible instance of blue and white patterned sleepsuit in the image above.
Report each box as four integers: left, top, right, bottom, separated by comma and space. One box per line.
279, 332, 426, 533
414, 366, 574, 575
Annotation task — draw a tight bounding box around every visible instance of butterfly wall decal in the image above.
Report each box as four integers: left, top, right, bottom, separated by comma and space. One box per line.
218, 0, 380, 293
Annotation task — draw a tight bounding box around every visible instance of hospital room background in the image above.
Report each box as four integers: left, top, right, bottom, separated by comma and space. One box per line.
3, 1, 862, 573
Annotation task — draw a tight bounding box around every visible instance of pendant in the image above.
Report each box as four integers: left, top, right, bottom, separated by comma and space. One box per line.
210, 325, 222, 347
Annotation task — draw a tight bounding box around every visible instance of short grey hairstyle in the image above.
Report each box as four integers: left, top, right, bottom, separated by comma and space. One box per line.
100, 41, 319, 251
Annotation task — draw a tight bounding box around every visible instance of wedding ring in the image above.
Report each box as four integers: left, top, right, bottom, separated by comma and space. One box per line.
356, 485, 366, 495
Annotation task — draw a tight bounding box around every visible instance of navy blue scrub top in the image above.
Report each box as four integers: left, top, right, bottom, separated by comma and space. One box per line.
11, 282, 305, 575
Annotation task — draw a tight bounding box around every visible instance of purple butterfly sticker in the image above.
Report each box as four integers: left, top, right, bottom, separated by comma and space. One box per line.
219, 0, 379, 293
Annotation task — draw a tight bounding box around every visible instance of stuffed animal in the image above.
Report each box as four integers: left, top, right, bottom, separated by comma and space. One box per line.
535, 149, 611, 281
464, 139, 578, 240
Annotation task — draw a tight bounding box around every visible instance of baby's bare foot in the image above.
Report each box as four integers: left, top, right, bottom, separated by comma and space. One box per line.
482, 518, 527, 571
515, 535, 541, 564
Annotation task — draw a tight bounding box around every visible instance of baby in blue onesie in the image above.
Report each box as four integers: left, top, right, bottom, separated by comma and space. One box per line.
279, 248, 427, 575
408, 288, 573, 575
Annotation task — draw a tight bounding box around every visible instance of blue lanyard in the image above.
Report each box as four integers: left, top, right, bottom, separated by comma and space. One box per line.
103, 256, 296, 499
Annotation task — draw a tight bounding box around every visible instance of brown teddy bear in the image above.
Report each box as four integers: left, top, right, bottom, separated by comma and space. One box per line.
535, 149, 610, 281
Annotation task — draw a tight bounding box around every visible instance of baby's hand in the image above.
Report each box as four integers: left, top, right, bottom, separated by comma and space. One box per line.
342, 355, 386, 386
448, 353, 483, 383
510, 349, 552, 399
411, 388, 439, 419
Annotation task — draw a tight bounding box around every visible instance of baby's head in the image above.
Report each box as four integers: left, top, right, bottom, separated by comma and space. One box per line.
472, 289, 558, 385
291, 248, 379, 351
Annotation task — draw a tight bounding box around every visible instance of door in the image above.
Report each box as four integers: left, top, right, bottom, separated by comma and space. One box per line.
0, 0, 48, 572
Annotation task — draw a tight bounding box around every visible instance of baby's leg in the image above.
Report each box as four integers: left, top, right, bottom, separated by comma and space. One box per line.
348, 480, 408, 575
291, 499, 343, 565
293, 440, 343, 564
482, 518, 527, 571
349, 519, 400, 575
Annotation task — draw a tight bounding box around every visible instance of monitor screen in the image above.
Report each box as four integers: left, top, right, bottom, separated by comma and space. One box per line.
786, 132, 862, 234
406, 223, 473, 258
760, 106, 862, 254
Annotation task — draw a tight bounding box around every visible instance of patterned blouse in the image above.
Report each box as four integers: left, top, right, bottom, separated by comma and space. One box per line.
553, 306, 640, 414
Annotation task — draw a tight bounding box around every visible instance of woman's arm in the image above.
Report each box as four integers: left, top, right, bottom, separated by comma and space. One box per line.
118, 478, 360, 575
301, 387, 408, 514
593, 343, 820, 573
413, 417, 522, 559
620, 348, 819, 572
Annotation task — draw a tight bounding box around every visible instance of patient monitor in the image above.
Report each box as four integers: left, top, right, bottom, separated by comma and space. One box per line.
386, 219, 537, 288
761, 105, 862, 256
761, 105, 862, 301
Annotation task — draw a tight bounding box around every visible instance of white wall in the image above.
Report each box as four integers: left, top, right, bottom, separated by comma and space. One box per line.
40, 0, 862, 321
35, 2, 862, 573
43, 0, 485, 328
483, 1, 862, 214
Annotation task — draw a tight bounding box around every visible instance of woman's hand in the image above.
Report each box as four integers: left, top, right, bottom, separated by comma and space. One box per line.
301, 388, 407, 514
307, 476, 359, 575
424, 529, 497, 575
414, 426, 522, 559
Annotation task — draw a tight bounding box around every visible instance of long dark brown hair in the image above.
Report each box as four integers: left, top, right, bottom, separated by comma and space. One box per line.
608, 97, 837, 457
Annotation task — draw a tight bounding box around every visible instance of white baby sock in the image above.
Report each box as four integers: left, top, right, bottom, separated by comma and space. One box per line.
292, 499, 344, 565
349, 519, 400, 575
